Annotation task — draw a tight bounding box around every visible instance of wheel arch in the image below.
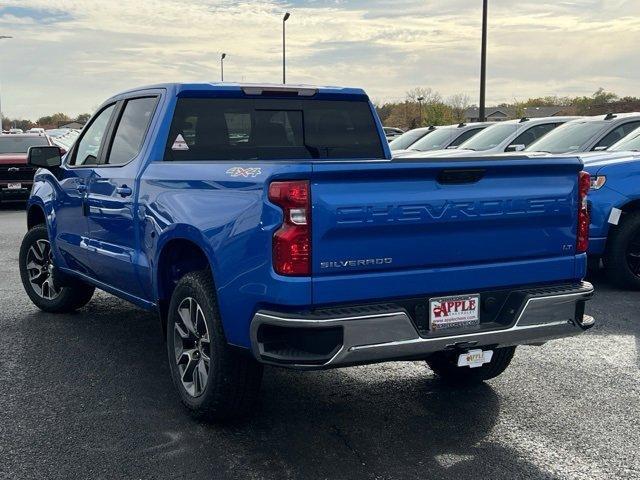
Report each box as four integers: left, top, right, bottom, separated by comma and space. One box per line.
154, 227, 220, 335
620, 198, 640, 214
27, 203, 46, 230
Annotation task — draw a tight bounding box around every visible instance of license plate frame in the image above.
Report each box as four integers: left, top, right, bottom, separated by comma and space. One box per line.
6, 182, 22, 190
429, 293, 480, 332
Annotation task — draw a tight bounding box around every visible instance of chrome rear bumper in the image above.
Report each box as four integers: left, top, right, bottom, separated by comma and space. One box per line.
250, 282, 594, 369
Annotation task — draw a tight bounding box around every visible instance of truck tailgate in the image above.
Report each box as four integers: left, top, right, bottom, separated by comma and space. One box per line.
311, 157, 584, 304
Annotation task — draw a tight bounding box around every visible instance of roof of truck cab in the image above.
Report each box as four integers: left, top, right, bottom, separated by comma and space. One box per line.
110, 82, 369, 101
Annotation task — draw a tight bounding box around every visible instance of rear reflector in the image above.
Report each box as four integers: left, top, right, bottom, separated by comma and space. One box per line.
269, 180, 311, 276
577, 171, 590, 253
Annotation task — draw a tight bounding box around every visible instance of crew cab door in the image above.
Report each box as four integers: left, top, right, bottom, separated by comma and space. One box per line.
84, 95, 159, 299
53, 103, 117, 273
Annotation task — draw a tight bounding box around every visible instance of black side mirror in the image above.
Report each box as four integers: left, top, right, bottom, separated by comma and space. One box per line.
28, 146, 62, 169
505, 144, 526, 152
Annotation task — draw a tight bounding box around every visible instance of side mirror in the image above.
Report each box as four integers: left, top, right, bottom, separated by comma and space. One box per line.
28, 146, 62, 169
505, 144, 526, 152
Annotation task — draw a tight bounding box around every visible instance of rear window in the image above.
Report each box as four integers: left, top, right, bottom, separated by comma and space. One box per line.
458, 123, 516, 151
525, 121, 606, 153
389, 128, 432, 151
408, 128, 454, 151
0, 136, 49, 154
164, 98, 384, 161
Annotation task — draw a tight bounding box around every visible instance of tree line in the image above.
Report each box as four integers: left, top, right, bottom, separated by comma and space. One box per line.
1, 112, 91, 131
376, 88, 640, 130
2, 87, 638, 132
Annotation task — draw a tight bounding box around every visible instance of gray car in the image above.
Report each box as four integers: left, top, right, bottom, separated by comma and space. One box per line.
391, 122, 491, 154
524, 112, 640, 154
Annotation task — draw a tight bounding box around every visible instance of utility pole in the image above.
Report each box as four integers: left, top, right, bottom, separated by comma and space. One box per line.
479, 0, 488, 122
221, 53, 226, 82
0, 35, 12, 131
417, 96, 425, 126
283, 12, 290, 84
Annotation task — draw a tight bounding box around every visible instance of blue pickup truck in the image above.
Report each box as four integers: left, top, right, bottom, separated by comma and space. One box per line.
579, 129, 640, 289
20, 83, 594, 420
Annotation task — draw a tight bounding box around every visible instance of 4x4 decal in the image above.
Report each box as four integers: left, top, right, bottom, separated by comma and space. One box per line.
226, 167, 262, 178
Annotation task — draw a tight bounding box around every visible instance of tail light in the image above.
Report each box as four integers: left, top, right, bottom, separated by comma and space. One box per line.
577, 171, 590, 253
268, 180, 311, 276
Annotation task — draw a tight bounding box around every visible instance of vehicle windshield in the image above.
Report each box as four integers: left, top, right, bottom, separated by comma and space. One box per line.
457, 123, 516, 151
389, 128, 432, 150
165, 98, 384, 160
525, 121, 605, 153
609, 130, 640, 151
408, 128, 455, 151
0, 136, 49, 154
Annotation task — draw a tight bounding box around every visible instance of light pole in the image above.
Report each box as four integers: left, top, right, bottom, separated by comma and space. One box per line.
0, 35, 12, 131
479, 0, 488, 122
221, 53, 226, 82
282, 12, 290, 84
417, 96, 425, 126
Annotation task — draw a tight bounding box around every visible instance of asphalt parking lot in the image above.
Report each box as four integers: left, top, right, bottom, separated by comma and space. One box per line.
0, 207, 638, 480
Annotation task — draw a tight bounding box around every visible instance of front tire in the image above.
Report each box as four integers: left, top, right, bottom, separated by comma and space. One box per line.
427, 346, 516, 385
166, 270, 263, 421
19, 224, 95, 313
604, 211, 640, 290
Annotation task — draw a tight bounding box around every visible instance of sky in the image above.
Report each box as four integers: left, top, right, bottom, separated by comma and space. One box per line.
0, 0, 639, 120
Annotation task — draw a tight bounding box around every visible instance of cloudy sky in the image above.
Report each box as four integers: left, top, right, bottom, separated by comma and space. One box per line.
0, 0, 639, 119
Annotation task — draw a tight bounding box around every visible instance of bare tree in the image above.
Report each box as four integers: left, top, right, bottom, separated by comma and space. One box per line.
446, 93, 472, 122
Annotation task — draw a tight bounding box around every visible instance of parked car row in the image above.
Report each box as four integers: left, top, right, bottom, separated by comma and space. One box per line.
390, 112, 640, 158
0, 133, 54, 204
0, 128, 81, 205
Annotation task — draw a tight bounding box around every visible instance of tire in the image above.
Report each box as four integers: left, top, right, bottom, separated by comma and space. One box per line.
19, 224, 95, 313
166, 270, 263, 421
604, 211, 640, 290
426, 346, 516, 385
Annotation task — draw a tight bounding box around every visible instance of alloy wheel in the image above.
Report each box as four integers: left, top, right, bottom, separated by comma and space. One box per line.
173, 297, 211, 397
25, 239, 60, 300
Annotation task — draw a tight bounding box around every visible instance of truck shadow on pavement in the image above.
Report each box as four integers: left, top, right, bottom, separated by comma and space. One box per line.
4, 292, 557, 480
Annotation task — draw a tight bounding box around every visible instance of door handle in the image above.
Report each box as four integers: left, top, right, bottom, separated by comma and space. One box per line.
116, 185, 132, 197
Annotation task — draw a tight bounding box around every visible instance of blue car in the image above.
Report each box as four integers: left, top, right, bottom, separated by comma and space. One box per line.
581, 129, 640, 288
20, 83, 594, 420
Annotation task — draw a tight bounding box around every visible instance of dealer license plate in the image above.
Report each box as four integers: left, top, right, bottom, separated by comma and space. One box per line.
429, 294, 480, 331
6, 183, 22, 190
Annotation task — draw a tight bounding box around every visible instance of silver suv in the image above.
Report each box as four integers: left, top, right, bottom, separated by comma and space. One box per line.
525, 112, 640, 154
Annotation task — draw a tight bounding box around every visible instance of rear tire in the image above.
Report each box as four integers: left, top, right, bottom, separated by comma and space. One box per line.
19, 224, 95, 313
604, 211, 640, 290
166, 270, 263, 422
426, 346, 516, 384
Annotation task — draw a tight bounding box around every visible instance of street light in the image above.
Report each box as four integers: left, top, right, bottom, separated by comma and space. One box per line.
221, 53, 227, 82
479, 0, 488, 122
282, 12, 290, 84
0, 35, 12, 131
417, 96, 425, 126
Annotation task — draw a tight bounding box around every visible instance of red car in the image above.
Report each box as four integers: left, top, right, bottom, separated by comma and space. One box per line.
0, 134, 55, 204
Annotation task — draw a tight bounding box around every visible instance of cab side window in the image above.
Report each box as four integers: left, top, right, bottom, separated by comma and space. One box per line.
70, 104, 116, 166
105, 97, 158, 166
594, 121, 640, 150
450, 128, 483, 147
511, 123, 557, 149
